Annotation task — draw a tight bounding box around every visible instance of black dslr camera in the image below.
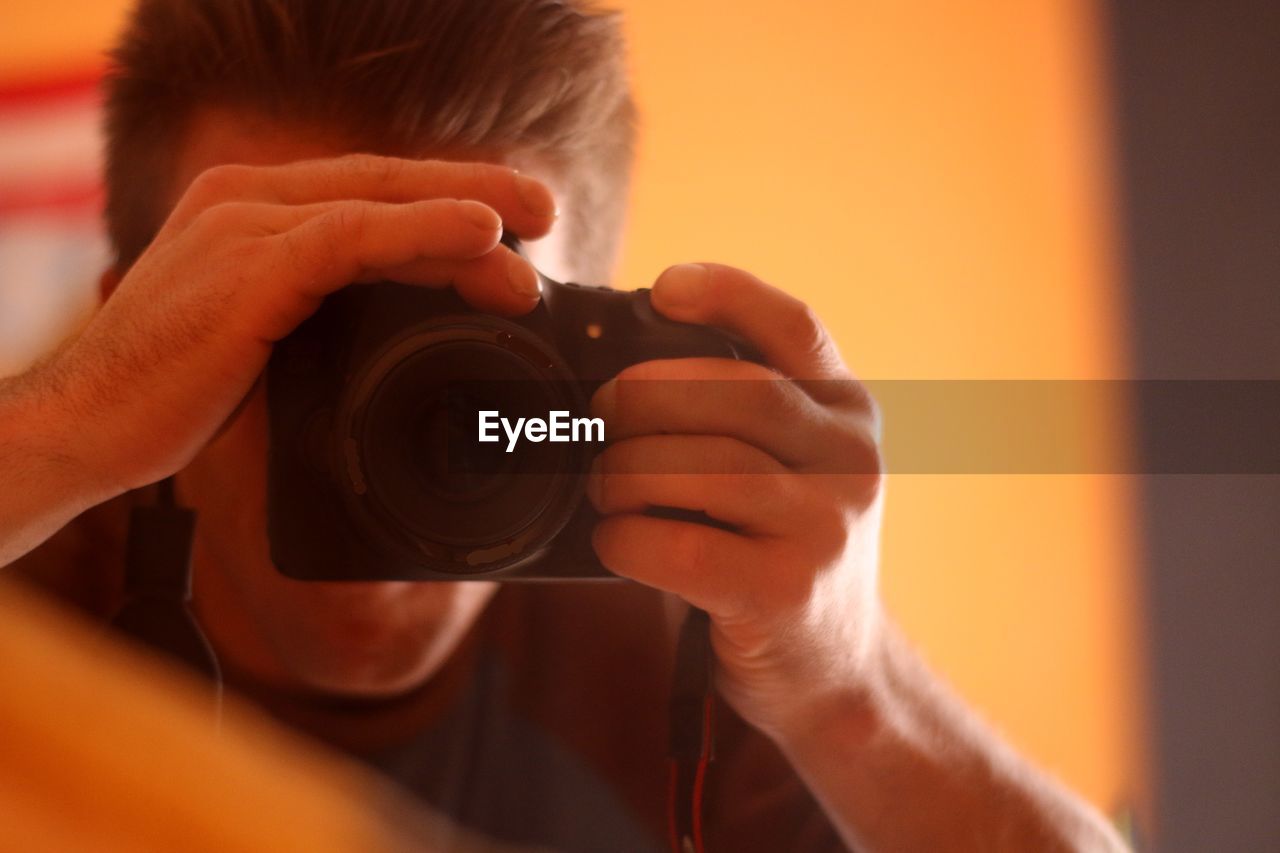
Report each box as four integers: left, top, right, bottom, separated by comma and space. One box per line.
267, 241, 758, 581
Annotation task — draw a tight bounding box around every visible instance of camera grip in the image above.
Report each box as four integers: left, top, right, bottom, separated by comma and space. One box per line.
630, 287, 765, 366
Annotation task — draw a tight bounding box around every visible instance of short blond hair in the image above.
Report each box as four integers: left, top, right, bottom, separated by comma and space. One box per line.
103, 0, 637, 279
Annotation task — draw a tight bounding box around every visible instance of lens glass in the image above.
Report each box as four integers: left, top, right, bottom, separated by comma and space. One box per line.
353, 333, 581, 569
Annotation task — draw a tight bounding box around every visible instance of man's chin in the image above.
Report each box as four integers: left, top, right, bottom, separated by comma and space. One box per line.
278, 621, 453, 699
290, 659, 441, 701
264, 580, 496, 700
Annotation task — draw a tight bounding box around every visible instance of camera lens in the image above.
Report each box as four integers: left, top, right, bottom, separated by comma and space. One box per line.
337, 321, 584, 575
408, 385, 516, 504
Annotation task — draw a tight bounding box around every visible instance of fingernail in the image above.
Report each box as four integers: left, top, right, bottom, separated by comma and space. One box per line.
514, 173, 559, 218
458, 199, 501, 231
654, 263, 708, 309
506, 252, 542, 299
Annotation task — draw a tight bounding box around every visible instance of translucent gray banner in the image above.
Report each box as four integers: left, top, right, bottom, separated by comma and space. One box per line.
435, 380, 1279, 474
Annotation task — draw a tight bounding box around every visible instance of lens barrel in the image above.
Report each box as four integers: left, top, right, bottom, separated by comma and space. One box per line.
333, 319, 586, 575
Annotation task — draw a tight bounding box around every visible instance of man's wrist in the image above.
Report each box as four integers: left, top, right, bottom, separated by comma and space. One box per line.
762, 616, 895, 761
0, 369, 121, 562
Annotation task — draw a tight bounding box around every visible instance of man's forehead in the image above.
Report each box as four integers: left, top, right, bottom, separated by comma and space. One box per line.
167, 106, 575, 282
169, 107, 506, 210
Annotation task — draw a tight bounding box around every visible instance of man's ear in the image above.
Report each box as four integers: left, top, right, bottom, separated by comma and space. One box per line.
98, 267, 123, 302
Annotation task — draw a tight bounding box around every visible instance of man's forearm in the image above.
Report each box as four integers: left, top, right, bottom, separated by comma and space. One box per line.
0, 369, 116, 566
773, 619, 1127, 852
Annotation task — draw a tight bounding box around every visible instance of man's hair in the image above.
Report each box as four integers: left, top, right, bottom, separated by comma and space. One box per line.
103, 0, 636, 280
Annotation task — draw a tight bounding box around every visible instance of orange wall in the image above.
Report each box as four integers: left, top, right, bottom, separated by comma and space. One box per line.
612, 0, 1143, 815
1, 0, 1143, 816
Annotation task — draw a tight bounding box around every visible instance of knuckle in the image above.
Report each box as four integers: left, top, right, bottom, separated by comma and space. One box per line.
831, 426, 885, 506
422, 157, 469, 187
328, 201, 371, 240
341, 152, 401, 186
277, 225, 321, 273
418, 157, 485, 194
339, 152, 380, 172
374, 155, 406, 185
838, 379, 881, 425
187, 163, 252, 205
780, 298, 827, 357
807, 498, 855, 568
472, 161, 513, 196
757, 375, 800, 416
854, 466, 886, 506
190, 201, 245, 236
837, 422, 884, 473
670, 523, 710, 574
859, 386, 883, 430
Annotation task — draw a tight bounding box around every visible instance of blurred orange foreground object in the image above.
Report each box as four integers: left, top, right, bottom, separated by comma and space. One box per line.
0, 579, 496, 853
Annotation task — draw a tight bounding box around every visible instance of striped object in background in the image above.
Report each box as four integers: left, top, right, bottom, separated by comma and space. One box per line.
0, 72, 107, 376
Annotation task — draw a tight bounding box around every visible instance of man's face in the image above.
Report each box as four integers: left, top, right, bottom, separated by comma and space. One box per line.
163, 108, 573, 699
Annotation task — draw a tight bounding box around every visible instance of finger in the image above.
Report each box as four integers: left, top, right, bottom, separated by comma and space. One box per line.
364, 245, 541, 315
169, 155, 557, 240
199, 198, 539, 313
588, 435, 799, 533
593, 514, 765, 618
592, 357, 844, 467
240, 199, 540, 338
197, 196, 502, 256
649, 263, 863, 405
273, 197, 509, 289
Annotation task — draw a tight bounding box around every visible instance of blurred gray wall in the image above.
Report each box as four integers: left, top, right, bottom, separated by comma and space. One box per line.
1105, 1, 1280, 850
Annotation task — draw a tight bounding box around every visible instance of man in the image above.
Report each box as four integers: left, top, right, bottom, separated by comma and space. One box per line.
0, 0, 1126, 850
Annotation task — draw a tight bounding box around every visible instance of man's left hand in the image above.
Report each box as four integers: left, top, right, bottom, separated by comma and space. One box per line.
589, 262, 885, 742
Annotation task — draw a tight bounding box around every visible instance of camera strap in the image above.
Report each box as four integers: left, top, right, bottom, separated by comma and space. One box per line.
668, 606, 715, 853
111, 478, 223, 722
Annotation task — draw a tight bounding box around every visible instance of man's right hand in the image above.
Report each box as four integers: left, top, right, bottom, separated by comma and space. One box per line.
0, 154, 557, 564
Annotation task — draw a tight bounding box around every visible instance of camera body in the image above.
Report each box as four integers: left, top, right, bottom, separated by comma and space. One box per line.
267, 264, 758, 581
